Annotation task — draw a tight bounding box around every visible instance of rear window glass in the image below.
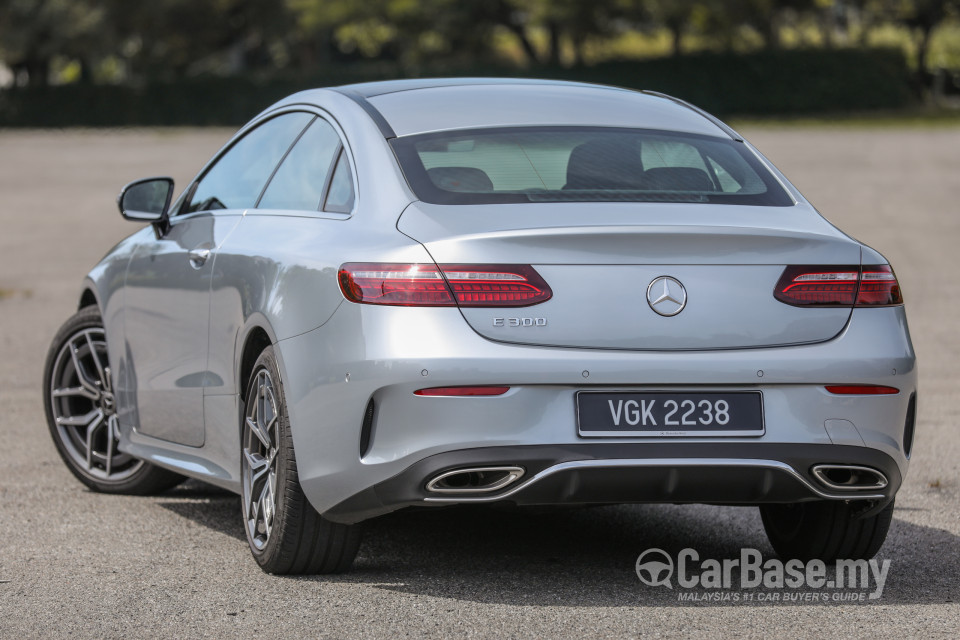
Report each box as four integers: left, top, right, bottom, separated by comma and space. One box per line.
391, 127, 791, 206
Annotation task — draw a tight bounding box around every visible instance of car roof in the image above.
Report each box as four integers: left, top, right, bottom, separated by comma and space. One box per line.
282, 78, 731, 140
335, 77, 602, 98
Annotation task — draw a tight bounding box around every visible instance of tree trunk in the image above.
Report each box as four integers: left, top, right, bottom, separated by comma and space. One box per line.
507, 23, 541, 64
25, 57, 49, 87
819, 10, 835, 48
547, 21, 561, 66
916, 25, 934, 79
670, 23, 683, 57
759, 12, 781, 50
572, 33, 585, 67
857, 9, 872, 48
78, 58, 92, 84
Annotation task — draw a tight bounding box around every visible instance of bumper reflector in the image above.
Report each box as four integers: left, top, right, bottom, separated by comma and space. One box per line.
825, 385, 899, 395
414, 386, 510, 397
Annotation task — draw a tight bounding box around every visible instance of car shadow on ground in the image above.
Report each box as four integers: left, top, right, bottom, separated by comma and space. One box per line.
157, 480, 957, 607
157, 480, 245, 542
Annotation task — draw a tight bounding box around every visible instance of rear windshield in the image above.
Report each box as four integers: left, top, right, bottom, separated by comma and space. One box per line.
391, 127, 792, 206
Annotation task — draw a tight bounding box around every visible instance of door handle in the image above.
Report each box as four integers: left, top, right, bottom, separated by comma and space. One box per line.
188, 248, 211, 268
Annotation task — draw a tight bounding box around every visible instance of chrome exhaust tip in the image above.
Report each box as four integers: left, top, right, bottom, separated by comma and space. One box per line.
811, 464, 888, 491
425, 466, 525, 494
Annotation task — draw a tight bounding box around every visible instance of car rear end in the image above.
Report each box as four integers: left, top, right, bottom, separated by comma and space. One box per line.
308, 207, 915, 522
281, 84, 916, 561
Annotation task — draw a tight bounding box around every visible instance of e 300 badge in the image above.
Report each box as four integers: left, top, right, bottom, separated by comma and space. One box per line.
492, 317, 548, 327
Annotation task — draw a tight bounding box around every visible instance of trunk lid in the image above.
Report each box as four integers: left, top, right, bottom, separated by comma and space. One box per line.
397, 202, 860, 350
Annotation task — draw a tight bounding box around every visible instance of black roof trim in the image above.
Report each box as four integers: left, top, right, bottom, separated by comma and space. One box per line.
641, 90, 743, 142
335, 77, 605, 99
332, 82, 739, 143
332, 88, 396, 139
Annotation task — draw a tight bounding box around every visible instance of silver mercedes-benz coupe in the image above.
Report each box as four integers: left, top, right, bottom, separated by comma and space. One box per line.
44, 78, 917, 574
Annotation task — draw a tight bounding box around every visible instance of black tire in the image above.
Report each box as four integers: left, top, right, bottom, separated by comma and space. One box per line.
240, 345, 361, 574
43, 305, 185, 495
760, 499, 895, 562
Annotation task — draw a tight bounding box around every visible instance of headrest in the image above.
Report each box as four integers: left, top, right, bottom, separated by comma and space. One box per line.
565, 139, 644, 190
427, 166, 494, 192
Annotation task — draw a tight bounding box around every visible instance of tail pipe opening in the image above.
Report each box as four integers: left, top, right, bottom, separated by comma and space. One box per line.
425, 466, 525, 494
811, 464, 888, 491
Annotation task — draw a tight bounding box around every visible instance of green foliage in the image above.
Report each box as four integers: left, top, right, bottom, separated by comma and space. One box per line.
563, 47, 914, 114
0, 0, 108, 83
2, 0, 957, 86
0, 0, 947, 121
0, 48, 913, 127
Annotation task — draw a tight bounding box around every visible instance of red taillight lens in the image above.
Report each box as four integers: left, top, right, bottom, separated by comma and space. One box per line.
338, 263, 552, 307
774, 265, 903, 307
338, 264, 453, 306
857, 265, 903, 306
774, 265, 859, 306
441, 264, 552, 306
825, 385, 899, 395
414, 386, 510, 396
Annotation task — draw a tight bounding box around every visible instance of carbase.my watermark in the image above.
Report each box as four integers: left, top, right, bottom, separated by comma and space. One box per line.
635, 548, 891, 602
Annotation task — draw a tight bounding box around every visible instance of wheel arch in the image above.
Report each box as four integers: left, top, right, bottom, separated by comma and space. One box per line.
238, 324, 275, 405
78, 288, 99, 310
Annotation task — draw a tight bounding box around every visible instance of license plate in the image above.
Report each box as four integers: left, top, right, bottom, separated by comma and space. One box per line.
576, 391, 764, 437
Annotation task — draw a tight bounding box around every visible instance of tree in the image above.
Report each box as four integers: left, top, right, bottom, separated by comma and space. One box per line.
103, 0, 298, 80
287, 0, 507, 66
891, 0, 959, 80
0, 0, 107, 86
696, 0, 822, 51
287, 0, 625, 68
641, 0, 706, 57
524, 0, 624, 65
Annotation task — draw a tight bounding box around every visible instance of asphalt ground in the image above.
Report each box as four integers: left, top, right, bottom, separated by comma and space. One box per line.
0, 126, 958, 638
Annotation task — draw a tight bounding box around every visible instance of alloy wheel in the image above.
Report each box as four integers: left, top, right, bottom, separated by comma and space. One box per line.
48, 327, 142, 481
242, 369, 280, 551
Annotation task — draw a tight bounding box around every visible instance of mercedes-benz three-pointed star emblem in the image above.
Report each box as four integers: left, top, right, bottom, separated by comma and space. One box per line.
646, 276, 687, 316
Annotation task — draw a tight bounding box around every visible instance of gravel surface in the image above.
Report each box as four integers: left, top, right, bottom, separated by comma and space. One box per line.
0, 126, 958, 638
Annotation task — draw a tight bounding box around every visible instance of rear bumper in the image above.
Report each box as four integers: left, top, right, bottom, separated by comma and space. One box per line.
324, 443, 901, 523
276, 303, 916, 522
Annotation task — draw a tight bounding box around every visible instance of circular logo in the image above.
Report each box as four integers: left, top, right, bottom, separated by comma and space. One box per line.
635, 548, 674, 588
100, 391, 116, 415
646, 276, 687, 317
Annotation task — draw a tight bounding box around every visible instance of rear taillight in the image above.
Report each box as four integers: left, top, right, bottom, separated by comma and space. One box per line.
338, 263, 552, 307
857, 266, 903, 306
774, 265, 902, 307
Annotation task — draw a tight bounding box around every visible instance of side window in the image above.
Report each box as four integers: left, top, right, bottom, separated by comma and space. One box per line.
323, 150, 355, 213
183, 112, 313, 213
258, 118, 342, 211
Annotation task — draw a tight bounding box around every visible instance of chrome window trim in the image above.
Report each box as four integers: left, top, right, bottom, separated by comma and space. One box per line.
170, 104, 360, 219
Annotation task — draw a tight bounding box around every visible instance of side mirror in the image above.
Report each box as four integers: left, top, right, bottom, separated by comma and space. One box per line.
117, 177, 174, 224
